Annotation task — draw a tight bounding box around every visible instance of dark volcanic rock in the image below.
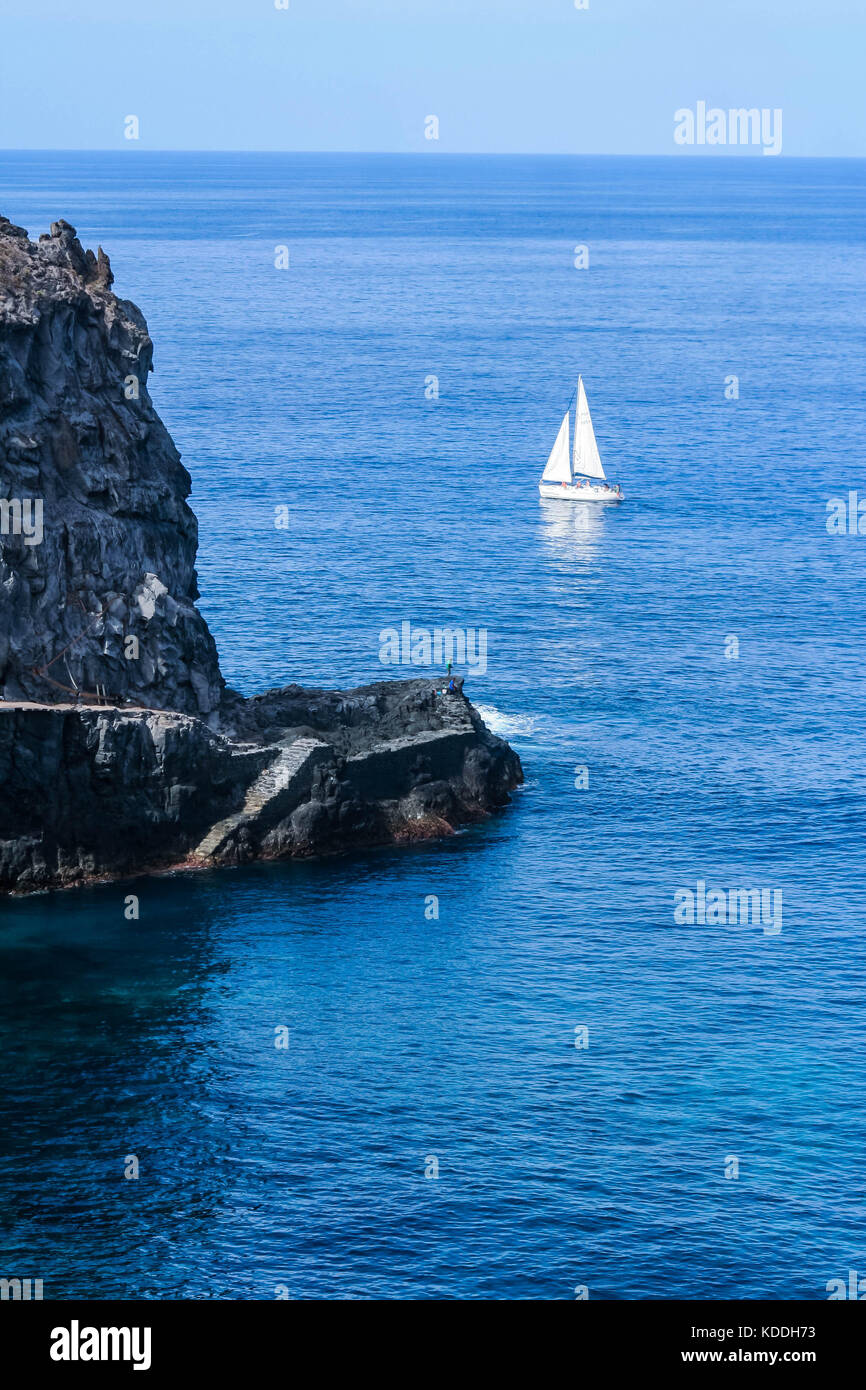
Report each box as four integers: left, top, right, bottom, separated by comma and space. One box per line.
0, 217, 523, 894
0, 705, 266, 890
0, 216, 223, 714
0, 677, 523, 891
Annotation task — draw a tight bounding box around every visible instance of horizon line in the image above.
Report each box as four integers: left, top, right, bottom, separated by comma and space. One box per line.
1, 148, 865, 160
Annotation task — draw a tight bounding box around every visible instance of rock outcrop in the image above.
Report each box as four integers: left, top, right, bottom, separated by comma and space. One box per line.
0, 678, 520, 892
0, 215, 223, 715
0, 218, 522, 894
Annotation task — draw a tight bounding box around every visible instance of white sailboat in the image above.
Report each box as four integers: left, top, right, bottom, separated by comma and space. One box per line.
538, 377, 623, 502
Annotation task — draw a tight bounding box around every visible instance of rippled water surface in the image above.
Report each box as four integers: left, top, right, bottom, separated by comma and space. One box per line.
1, 153, 865, 1298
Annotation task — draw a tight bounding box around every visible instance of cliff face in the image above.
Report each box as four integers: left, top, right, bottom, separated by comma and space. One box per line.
0, 216, 522, 895
0, 216, 223, 714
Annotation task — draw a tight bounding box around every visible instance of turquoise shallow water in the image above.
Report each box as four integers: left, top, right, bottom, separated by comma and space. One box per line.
0, 153, 865, 1299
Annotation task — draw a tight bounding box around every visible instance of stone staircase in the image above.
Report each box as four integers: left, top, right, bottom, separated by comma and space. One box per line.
193, 737, 327, 860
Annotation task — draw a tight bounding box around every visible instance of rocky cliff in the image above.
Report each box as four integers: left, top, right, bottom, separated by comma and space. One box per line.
0, 215, 223, 714
0, 218, 522, 894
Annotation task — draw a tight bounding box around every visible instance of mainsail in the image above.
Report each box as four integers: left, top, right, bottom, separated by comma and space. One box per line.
573, 377, 605, 481
541, 410, 572, 483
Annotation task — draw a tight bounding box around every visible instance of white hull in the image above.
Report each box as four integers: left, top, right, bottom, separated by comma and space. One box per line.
539, 481, 623, 503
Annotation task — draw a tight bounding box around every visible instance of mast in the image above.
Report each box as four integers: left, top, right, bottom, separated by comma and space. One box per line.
573, 376, 582, 475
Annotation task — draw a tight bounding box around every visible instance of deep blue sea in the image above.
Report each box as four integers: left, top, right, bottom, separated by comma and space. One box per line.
1, 153, 865, 1299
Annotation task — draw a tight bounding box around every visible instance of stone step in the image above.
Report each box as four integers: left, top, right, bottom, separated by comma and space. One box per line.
194, 812, 246, 859
193, 737, 326, 860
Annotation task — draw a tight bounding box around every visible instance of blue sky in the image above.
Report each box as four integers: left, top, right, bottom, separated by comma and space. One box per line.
1, 0, 864, 155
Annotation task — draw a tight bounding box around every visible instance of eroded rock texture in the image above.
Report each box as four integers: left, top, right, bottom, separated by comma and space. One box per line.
0, 216, 223, 714
0, 679, 522, 892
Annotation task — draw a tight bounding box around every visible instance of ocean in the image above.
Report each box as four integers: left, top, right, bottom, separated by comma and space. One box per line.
0, 152, 864, 1299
